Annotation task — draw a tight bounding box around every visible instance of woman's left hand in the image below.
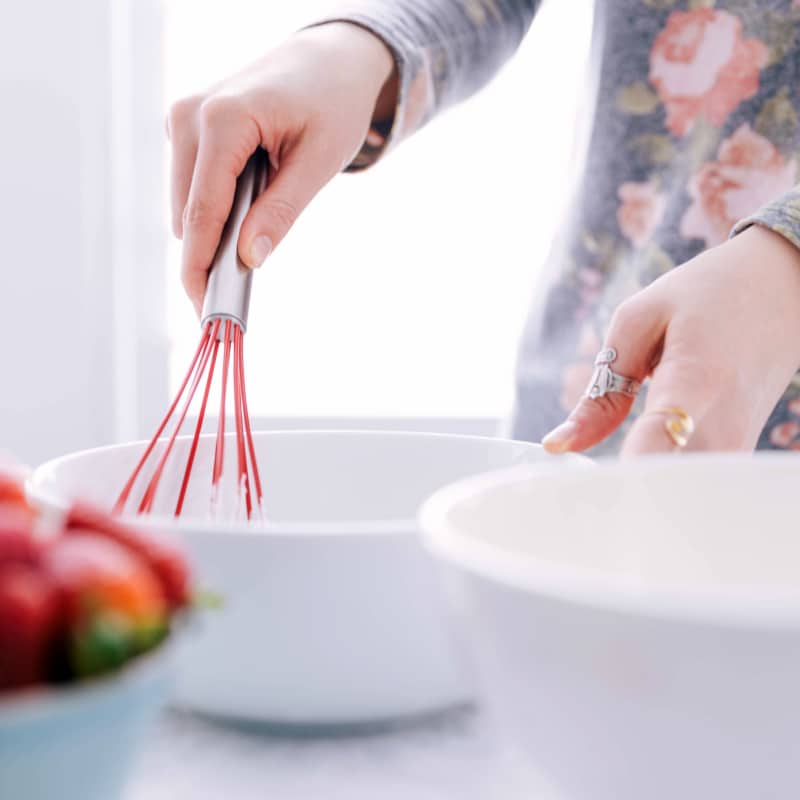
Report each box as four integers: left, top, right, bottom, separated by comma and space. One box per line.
542, 226, 800, 456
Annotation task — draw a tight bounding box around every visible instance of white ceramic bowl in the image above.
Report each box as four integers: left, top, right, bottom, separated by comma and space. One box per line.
420, 454, 800, 800
30, 430, 581, 727
0, 646, 172, 800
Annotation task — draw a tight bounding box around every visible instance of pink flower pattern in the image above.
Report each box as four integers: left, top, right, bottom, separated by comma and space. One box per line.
649, 9, 768, 136
681, 124, 797, 246
617, 181, 667, 247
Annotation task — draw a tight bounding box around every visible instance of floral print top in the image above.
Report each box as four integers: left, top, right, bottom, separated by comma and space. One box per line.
320, 0, 800, 453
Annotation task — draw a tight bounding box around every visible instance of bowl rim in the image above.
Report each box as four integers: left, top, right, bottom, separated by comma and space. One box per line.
0, 640, 173, 725
29, 429, 584, 538
419, 451, 800, 630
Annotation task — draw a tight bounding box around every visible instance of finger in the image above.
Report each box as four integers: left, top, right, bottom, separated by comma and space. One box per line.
181, 113, 258, 313
620, 359, 703, 456
169, 122, 198, 240
237, 136, 339, 269
166, 98, 202, 238
181, 140, 237, 314
542, 298, 668, 453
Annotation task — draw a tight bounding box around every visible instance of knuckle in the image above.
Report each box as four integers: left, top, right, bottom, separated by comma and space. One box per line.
182, 197, 226, 230
263, 196, 299, 231
198, 95, 242, 127
608, 297, 650, 341
167, 95, 201, 133
250, 85, 279, 108
574, 391, 629, 425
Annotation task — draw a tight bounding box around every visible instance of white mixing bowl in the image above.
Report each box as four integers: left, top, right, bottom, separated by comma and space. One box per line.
30, 430, 580, 727
420, 454, 800, 800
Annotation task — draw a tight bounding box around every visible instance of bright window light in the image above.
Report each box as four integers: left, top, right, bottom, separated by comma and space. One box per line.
163, 0, 592, 419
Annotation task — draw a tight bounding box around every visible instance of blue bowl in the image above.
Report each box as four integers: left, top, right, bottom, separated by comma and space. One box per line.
0, 645, 173, 800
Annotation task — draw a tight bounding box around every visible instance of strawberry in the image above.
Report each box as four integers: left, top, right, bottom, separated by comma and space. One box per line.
44, 534, 168, 678
0, 564, 61, 690
65, 502, 190, 611
0, 507, 41, 567
0, 469, 35, 522
0, 470, 27, 507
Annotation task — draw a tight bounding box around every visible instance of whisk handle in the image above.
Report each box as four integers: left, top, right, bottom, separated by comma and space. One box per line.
200, 149, 270, 332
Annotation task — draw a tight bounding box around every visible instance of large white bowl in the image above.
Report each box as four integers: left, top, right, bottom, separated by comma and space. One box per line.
420, 454, 800, 800
30, 430, 580, 727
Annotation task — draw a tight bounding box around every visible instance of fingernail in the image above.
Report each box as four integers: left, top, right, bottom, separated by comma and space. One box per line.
247, 235, 272, 268
542, 420, 578, 453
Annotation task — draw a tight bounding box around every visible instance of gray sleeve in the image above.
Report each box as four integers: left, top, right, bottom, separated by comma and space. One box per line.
310, 0, 542, 169
731, 185, 800, 253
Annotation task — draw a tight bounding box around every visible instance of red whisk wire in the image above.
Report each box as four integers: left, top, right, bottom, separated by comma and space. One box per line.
118, 316, 263, 520
138, 319, 221, 514
174, 320, 224, 516
211, 320, 233, 492
237, 326, 263, 509
232, 326, 252, 517
114, 322, 213, 514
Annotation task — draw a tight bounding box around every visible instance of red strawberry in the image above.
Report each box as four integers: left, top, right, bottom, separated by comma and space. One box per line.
0, 470, 26, 506
65, 502, 190, 610
0, 507, 41, 567
0, 469, 35, 522
44, 534, 168, 677
0, 564, 61, 690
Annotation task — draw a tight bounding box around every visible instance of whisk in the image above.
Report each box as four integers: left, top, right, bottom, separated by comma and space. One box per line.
115, 150, 269, 520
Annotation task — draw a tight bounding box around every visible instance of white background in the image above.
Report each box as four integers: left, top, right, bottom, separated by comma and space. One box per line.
0, 0, 166, 465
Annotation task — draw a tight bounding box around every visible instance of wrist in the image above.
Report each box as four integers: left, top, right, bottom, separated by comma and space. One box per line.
733, 224, 800, 283
741, 224, 800, 266
728, 224, 800, 341
295, 22, 395, 98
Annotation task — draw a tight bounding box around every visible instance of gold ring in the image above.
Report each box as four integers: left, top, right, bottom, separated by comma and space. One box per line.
646, 406, 695, 448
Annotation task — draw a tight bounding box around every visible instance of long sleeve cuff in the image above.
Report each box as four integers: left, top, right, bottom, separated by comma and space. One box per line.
307, 12, 436, 171
731, 185, 800, 251
308, 1, 541, 171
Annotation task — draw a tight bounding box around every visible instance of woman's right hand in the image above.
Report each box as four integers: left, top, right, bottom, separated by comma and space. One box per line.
167, 22, 396, 313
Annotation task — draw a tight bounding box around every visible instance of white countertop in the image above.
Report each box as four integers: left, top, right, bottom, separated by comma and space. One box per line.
127, 708, 552, 800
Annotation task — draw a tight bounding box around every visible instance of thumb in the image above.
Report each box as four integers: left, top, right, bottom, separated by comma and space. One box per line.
237, 140, 337, 269
542, 299, 667, 453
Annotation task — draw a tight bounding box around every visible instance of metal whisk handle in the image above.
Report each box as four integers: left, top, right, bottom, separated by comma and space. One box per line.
200, 149, 270, 333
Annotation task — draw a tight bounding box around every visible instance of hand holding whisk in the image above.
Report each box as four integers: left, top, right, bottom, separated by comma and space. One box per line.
115, 150, 269, 520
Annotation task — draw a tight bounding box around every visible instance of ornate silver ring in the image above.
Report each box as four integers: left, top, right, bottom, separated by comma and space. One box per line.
585, 347, 642, 400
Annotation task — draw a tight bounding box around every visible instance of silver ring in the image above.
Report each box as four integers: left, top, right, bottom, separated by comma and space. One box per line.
585, 347, 642, 400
